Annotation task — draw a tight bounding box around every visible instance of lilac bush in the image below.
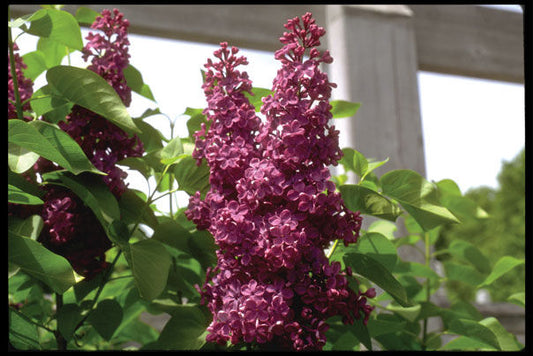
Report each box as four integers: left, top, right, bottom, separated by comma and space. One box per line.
8, 9, 143, 279
186, 13, 374, 350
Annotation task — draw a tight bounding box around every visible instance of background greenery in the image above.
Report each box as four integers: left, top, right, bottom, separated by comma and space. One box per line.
437, 148, 525, 302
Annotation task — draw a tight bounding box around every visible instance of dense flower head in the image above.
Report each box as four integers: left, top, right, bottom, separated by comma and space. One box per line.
59, 8, 143, 198
187, 13, 373, 350
30, 9, 141, 278
83, 8, 132, 106
8, 43, 34, 120
38, 187, 111, 278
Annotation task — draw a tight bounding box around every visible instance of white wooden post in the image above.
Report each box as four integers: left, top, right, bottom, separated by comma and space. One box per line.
326, 5, 426, 178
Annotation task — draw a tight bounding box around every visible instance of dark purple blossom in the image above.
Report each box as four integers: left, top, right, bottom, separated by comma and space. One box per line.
187, 13, 373, 350
8, 43, 33, 121
34, 9, 141, 278
38, 187, 111, 279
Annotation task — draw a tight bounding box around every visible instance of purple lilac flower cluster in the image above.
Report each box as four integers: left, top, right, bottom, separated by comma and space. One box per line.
7, 9, 141, 279
8, 43, 33, 120
187, 13, 374, 351
58, 8, 143, 198
37, 9, 143, 278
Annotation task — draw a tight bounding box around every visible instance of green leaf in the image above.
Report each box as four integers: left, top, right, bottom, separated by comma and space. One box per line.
344, 253, 411, 307
339, 184, 402, 222
88, 299, 123, 341
366, 318, 407, 338
56, 303, 83, 340
160, 137, 184, 165
507, 292, 525, 308
148, 304, 209, 350
444, 262, 486, 286
74, 7, 100, 25
118, 189, 158, 229
173, 155, 210, 197
130, 239, 171, 301
7, 184, 44, 205
394, 261, 440, 282
478, 256, 525, 288
132, 116, 164, 152
8, 215, 44, 241
340, 148, 367, 178
21, 50, 48, 81
330, 100, 361, 119
30, 85, 74, 123
437, 180, 489, 222
367, 220, 397, 240
106, 220, 131, 253
8, 231, 76, 294
441, 335, 495, 350
8, 168, 44, 199
8, 119, 101, 175
9, 308, 41, 350
324, 325, 360, 350
26, 9, 83, 50
242, 87, 273, 112
352, 232, 397, 272
123, 64, 156, 101
393, 234, 421, 248
479, 317, 522, 351
365, 157, 390, 179
386, 304, 421, 322
42, 171, 120, 229
152, 219, 216, 273
185, 107, 209, 138
152, 219, 194, 254
447, 318, 500, 350
29, 120, 103, 175
340, 148, 389, 181
46, 66, 141, 134
8, 143, 40, 174
381, 169, 460, 230
37, 36, 74, 68
448, 239, 491, 275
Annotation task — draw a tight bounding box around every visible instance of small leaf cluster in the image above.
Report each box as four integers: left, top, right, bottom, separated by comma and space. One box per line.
324, 148, 524, 351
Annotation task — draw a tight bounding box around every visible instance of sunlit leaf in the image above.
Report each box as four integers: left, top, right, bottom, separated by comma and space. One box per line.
339, 184, 402, 222
8, 143, 40, 174
26, 9, 83, 50
478, 256, 524, 288
46, 65, 141, 134
8, 231, 76, 294
381, 170, 459, 230
344, 253, 411, 307
330, 100, 361, 119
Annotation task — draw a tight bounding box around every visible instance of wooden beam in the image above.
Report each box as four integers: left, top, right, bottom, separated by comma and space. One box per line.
9, 4, 523, 84
9, 4, 326, 52
410, 5, 524, 83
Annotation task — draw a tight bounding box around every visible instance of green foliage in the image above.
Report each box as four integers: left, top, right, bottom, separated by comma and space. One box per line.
8, 5, 524, 352
332, 147, 524, 351
436, 148, 525, 302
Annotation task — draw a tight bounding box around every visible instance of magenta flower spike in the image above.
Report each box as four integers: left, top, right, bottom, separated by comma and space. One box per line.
58, 8, 143, 198
187, 13, 374, 350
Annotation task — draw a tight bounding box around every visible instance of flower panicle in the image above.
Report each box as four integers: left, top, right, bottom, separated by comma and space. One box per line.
186, 12, 373, 351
